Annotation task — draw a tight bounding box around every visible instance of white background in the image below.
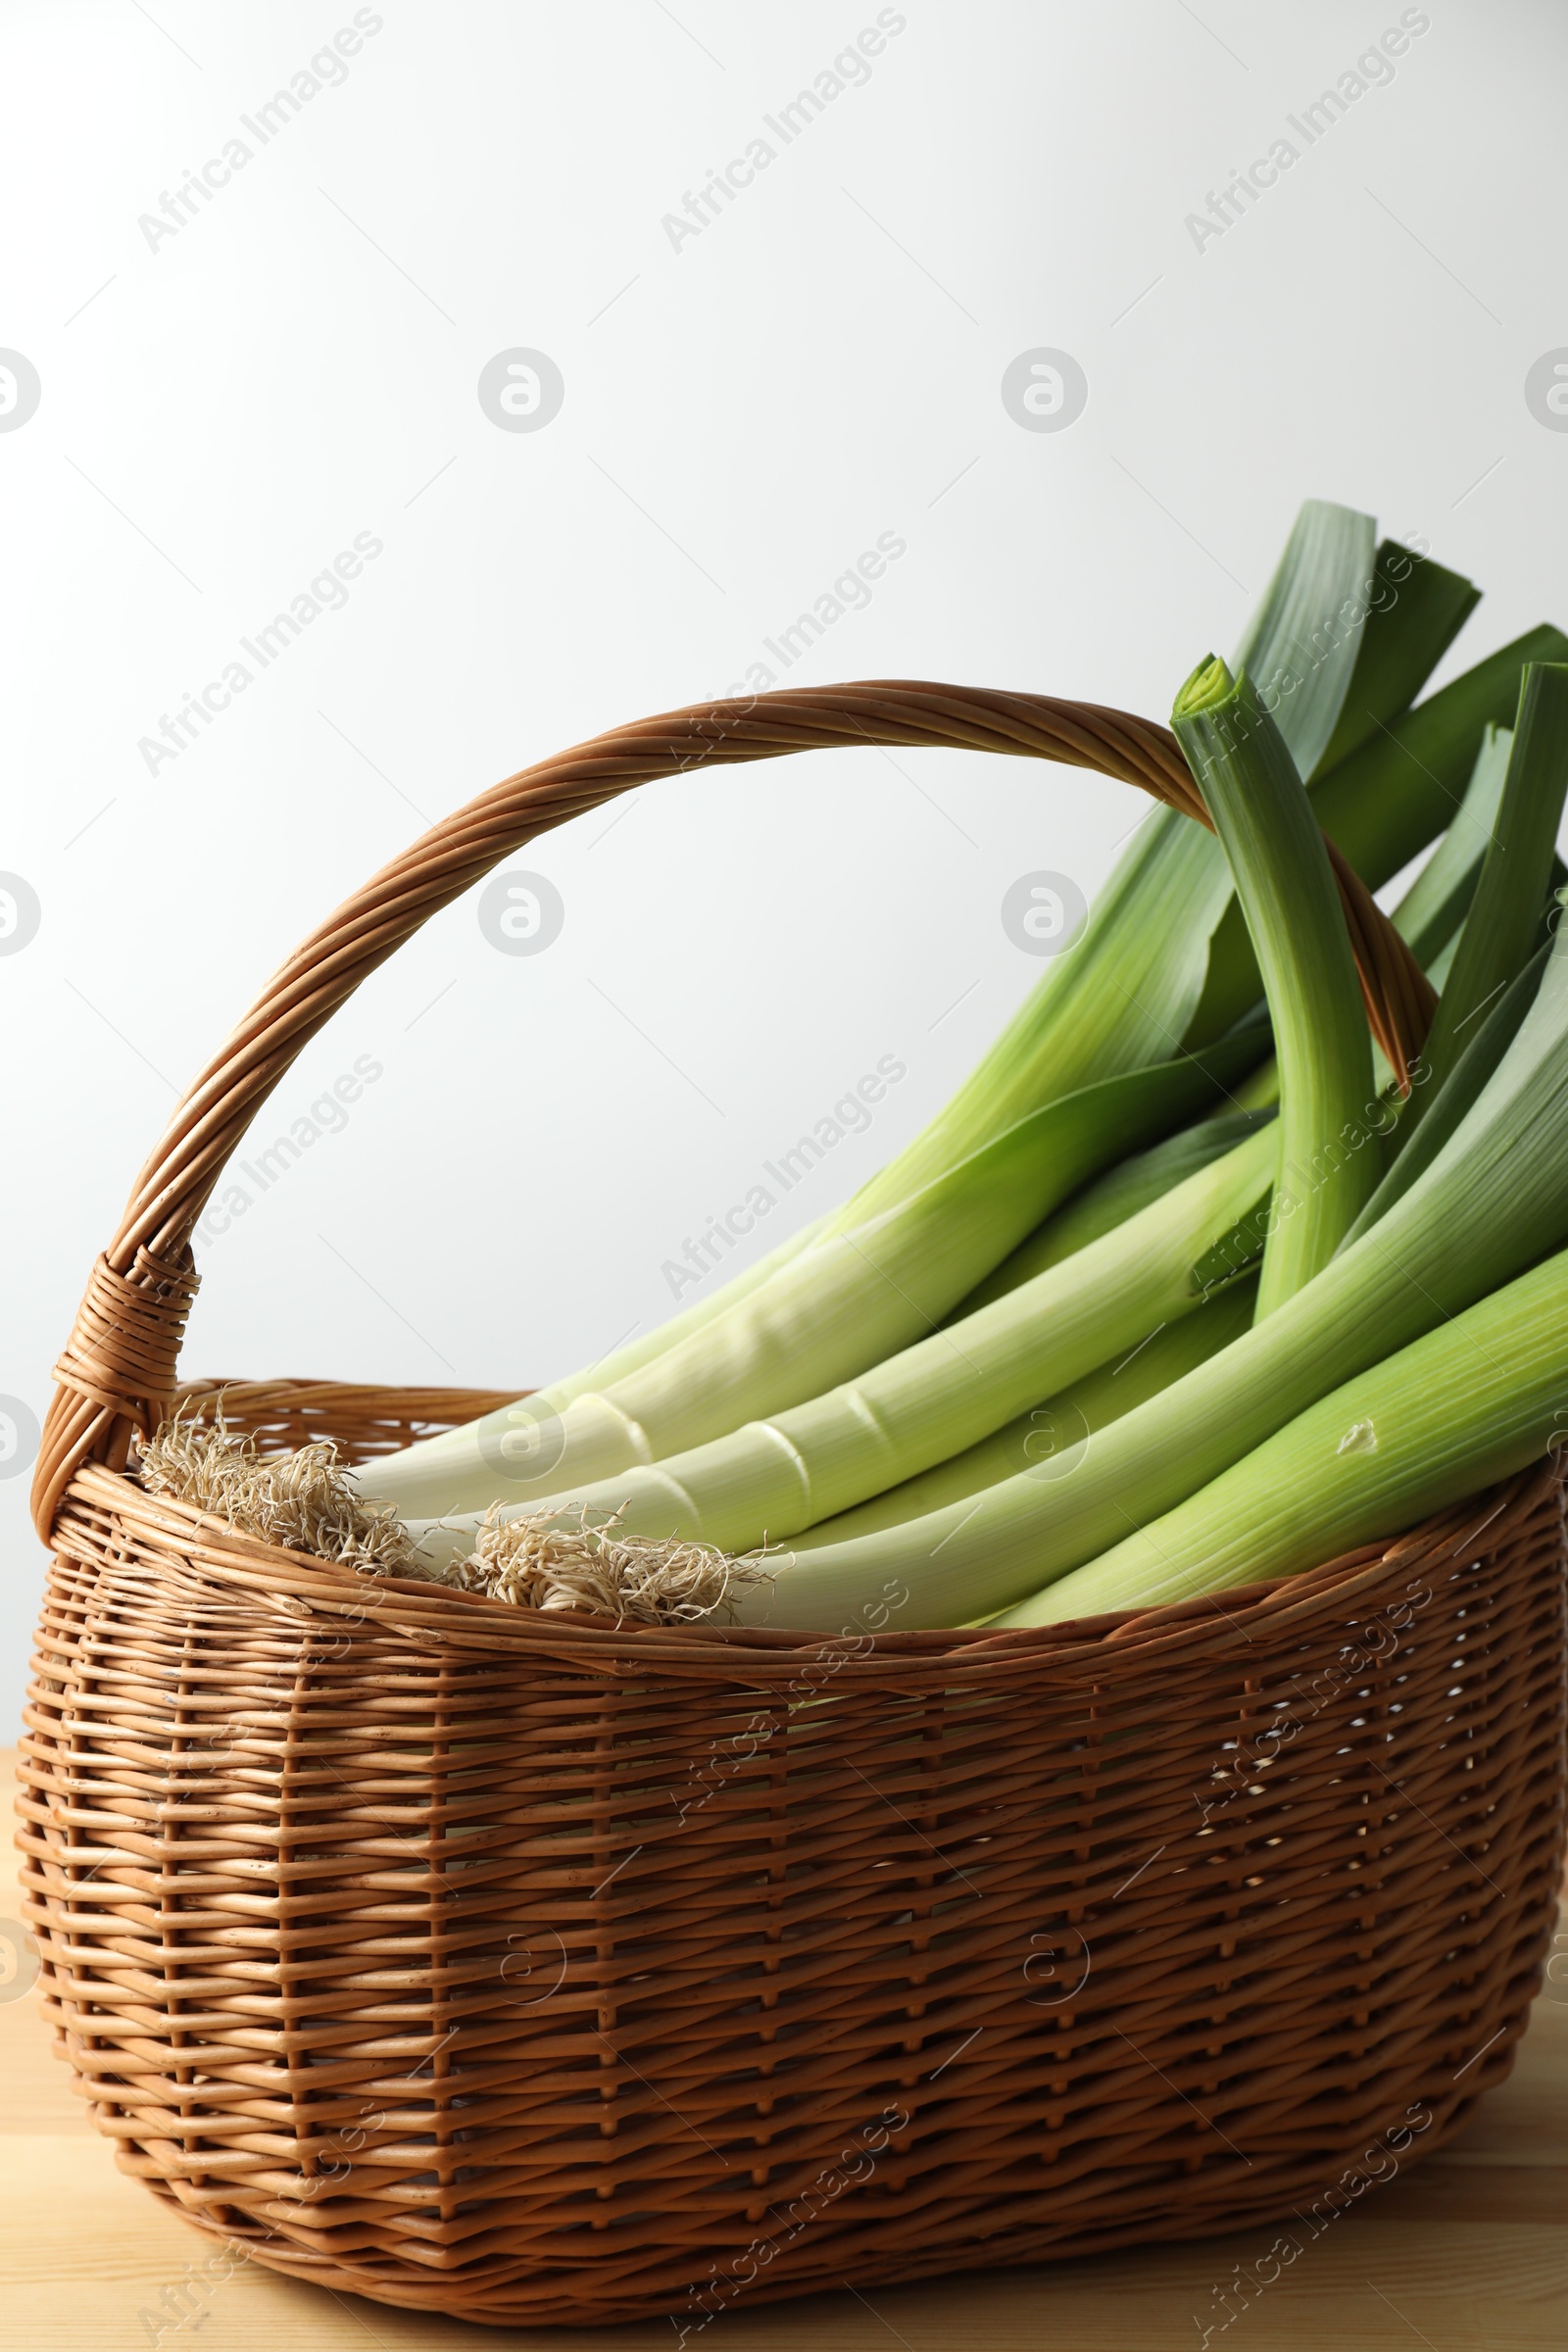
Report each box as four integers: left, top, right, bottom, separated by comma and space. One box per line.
3, 0, 1566, 1728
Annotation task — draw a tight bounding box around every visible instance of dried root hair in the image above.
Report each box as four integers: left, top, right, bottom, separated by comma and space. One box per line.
135, 1404, 426, 1579
136, 1407, 771, 1626
445, 1503, 775, 1627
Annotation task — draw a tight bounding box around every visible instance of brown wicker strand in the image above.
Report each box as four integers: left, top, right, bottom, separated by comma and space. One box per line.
49, 1245, 200, 1468
1323, 838, 1440, 1093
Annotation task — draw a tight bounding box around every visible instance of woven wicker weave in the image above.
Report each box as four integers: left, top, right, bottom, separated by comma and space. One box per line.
18, 684, 1564, 2328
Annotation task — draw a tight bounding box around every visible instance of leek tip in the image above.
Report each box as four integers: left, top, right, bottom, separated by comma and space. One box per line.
1172, 655, 1234, 722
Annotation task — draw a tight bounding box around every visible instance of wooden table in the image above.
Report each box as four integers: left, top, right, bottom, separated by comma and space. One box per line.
4, 1750, 1564, 2350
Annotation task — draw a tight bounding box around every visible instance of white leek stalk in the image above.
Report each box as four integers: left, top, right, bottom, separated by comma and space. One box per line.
412, 1120, 1278, 1562
789, 1275, 1258, 1552
363, 1034, 1263, 1519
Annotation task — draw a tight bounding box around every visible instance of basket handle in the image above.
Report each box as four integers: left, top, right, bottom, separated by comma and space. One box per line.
31, 678, 1434, 1540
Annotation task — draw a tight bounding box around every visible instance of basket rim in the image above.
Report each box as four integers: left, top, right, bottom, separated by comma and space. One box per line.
51, 1452, 1561, 1691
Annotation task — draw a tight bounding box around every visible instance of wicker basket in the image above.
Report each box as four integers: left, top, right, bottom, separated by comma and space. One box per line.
18, 683, 1568, 2329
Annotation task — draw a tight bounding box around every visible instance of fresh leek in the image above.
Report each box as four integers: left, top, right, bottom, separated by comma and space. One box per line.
1003, 1243, 1568, 1624
352, 508, 1568, 1599
789, 1276, 1258, 1552
1172, 658, 1375, 1307
366, 501, 1393, 1516
365, 1031, 1264, 1519
1343, 940, 1550, 1247
1187, 622, 1568, 1047
412, 1119, 1278, 1561
952, 1100, 1274, 1318
738, 922, 1568, 1629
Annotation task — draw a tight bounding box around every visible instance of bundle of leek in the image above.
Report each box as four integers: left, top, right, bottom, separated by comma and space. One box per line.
349, 500, 1568, 1636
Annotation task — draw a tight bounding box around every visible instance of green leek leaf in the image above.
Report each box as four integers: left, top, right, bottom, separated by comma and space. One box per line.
743, 922, 1568, 1628
1343, 941, 1550, 1249
1398, 662, 1568, 1139
1233, 499, 1376, 779
1172, 657, 1375, 1308
1312, 540, 1479, 778
1389, 723, 1511, 969
949, 1099, 1274, 1317
1186, 625, 1568, 1048
1008, 1243, 1568, 1622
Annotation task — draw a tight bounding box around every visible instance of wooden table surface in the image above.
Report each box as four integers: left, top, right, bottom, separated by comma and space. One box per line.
4, 1748, 1564, 2351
